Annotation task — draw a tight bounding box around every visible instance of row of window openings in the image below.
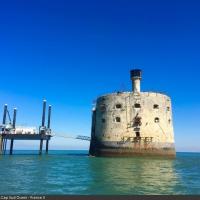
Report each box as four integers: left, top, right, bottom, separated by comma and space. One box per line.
101, 104, 170, 111
102, 117, 171, 123
137, 104, 171, 111
101, 117, 121, 123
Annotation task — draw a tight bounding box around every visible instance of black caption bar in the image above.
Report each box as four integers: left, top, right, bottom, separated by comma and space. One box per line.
0, 196, 200, 200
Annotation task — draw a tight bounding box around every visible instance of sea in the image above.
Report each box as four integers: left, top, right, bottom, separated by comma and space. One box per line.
0, 151, 200, 195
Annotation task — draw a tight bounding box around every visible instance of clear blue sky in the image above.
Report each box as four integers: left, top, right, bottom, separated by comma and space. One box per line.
0, 0, 200, 151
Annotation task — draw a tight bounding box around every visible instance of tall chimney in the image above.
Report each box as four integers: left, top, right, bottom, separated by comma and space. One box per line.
130, 69, 142, 93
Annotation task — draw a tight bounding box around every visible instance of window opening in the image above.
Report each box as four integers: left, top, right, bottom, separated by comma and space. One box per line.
115, 117, 121, 122
134, 103, 141, 108
115, 104, 122, 109
153, 104, 159, 109
136, 132, 140, 137
154, 117, 160, 123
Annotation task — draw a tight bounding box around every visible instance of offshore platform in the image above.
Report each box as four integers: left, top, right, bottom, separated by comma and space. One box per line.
0, 100, 90, 155
89, 69, 176, 157
0, 100, 52, 155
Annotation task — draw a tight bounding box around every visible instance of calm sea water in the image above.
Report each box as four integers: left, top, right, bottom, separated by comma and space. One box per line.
0, 150, 200, 195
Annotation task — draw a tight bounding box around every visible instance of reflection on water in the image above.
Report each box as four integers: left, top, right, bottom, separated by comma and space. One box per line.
0, 151, 200, 195
86, 157, 181, 195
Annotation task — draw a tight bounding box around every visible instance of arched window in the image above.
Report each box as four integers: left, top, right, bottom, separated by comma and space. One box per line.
154, 117, 160, 123
153, 104, 159, 109
167, 107, 170, 111
115, 117, 121, 123
115, 104, 122, 109
134, 103, 141, 108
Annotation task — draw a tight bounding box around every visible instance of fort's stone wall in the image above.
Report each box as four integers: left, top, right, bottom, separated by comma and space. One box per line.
89, 91, 175, 157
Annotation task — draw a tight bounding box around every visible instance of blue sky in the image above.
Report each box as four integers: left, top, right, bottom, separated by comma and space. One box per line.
0, 0, 200, 151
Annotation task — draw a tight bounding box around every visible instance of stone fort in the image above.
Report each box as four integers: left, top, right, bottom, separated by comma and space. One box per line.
89, 69, 175, 157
